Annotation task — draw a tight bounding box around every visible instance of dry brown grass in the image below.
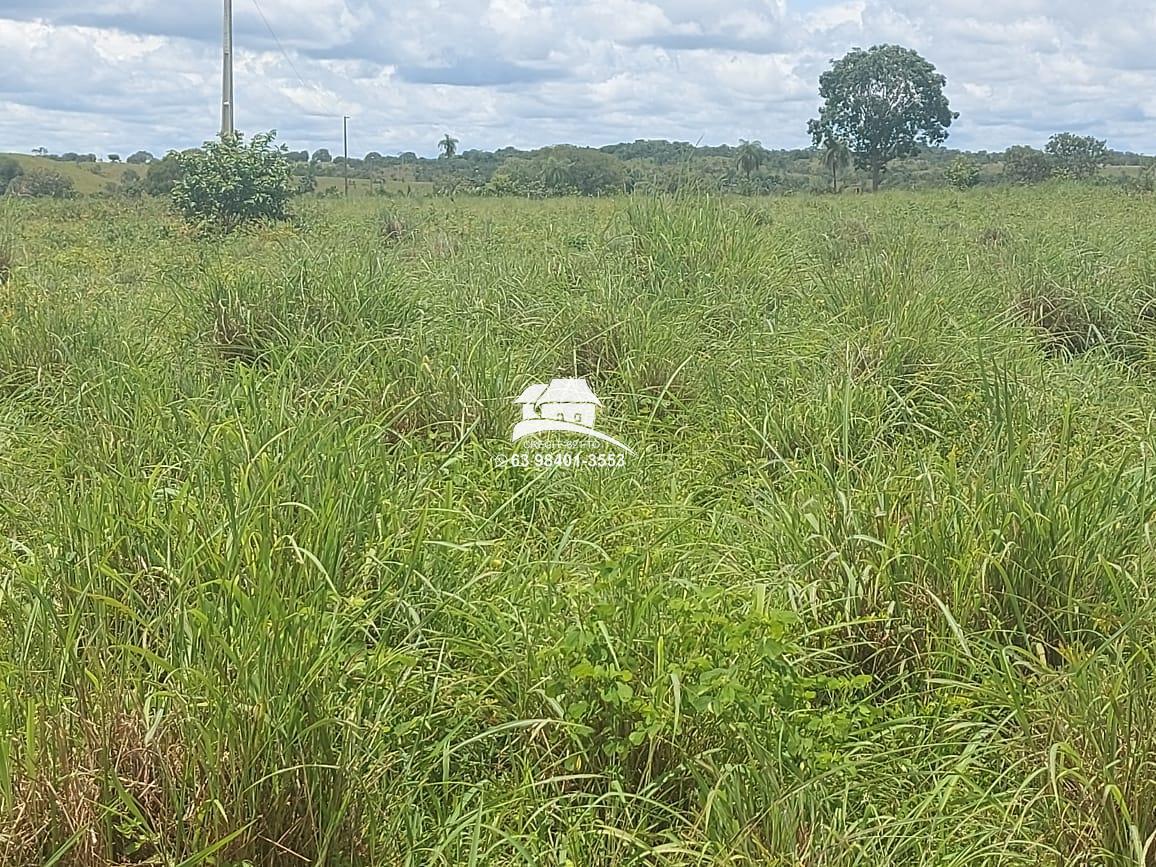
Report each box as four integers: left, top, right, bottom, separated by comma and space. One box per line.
1, 705, 191, 867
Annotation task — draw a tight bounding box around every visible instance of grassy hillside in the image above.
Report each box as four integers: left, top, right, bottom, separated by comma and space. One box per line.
0, 153, 139, 194
1, 188, 1155, 865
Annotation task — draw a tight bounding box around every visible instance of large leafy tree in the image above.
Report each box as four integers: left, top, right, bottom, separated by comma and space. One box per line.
821, 138, 851, 193
735, 139, 767, 178
808, 44, 957, 192
1045, 132, 1107, 180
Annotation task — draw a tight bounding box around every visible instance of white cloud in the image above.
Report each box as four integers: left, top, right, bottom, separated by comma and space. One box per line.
0, 0, 1153, 156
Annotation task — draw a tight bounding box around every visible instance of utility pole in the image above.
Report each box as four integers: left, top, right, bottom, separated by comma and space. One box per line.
343, 116, 350, 197
221, 0, 235, 137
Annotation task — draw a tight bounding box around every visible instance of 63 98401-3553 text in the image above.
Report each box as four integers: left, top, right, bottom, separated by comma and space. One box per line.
493, 451, 626, 469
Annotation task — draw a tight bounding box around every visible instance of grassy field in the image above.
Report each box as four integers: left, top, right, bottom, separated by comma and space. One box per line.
0, 153, 432, 197
1, 187, 1155, 866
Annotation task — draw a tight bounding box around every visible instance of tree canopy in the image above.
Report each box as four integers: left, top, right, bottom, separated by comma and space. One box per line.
808, 44, 957, 191
1045, 133, 1107, 179
1002, 146, 1052, 184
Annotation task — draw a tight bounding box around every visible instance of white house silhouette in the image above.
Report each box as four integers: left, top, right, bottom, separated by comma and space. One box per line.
515, 378, 602, 428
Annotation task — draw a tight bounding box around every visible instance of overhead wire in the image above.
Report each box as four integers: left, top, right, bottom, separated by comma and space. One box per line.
248, 0, 333, 113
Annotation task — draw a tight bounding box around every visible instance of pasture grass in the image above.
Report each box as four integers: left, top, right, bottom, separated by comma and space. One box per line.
1, 186, 1155, 865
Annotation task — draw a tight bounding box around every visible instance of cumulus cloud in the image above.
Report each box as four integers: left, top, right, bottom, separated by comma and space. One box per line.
0, 0, 1153, 156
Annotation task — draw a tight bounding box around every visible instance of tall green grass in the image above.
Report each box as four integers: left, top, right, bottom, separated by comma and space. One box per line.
1, 187, 1154, 865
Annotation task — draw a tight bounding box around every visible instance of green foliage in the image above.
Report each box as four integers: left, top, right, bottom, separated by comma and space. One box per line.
294, 165, 318, 194
1045, 132, 1107, 179
1126, 161, 1156, 194
171, 131, 293, 232
808, 43, 958, 191
0, 157, 23, 189
4, 188, 1156, 866
5, 168, 74, 198
735, 139, 767, 178
485, 146, 627, 197
944, 156, 980, 189
821, 138, 852, 192
125, 150, 154, 164
1002, 145, 1053, 184
142, 154, 185, 196
438, 134, 459, 159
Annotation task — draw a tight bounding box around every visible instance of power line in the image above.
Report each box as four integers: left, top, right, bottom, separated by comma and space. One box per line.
248, 0, 315, 103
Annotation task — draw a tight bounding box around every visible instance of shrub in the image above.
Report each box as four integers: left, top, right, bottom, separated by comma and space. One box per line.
944, 157, 980, 190
1002, 146, 1053, 184
1126, 162, 1156, 195
0, 157, 22, 190
142, 155, 184, 197
171, 131, 293, 232
6, 169, 74, 198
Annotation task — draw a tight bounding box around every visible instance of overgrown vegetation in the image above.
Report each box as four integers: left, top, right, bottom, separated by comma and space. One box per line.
1, 187, 1155, 865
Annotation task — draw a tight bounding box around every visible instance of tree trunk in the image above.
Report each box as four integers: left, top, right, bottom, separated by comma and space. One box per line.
831, 165, 839, 194
871, 165, 881, 192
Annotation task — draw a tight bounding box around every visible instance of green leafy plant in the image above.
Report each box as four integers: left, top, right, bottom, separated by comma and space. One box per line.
171, 130, 293, 232
944, 157, 980, 189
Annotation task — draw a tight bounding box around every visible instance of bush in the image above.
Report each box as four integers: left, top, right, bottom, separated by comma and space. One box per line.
1126, 162, 1156, 195
143, 155, 185, 197
0, 157, 23, 190
6, 169, 74, 198
1002, 146, 1052, 184
171, 131, 293, 232
944, 157, 980, 190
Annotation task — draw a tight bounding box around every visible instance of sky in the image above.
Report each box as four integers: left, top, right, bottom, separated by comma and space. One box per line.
1, 0, 1154, 158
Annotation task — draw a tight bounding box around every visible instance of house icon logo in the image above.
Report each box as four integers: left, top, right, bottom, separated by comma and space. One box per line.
513, 378, 634, 454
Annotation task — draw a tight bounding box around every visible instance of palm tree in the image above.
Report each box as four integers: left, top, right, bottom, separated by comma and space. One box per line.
822, 138, 852, 193
735, 139, 766, 179
541, 156, 568, 194
438, 134, 459, 159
